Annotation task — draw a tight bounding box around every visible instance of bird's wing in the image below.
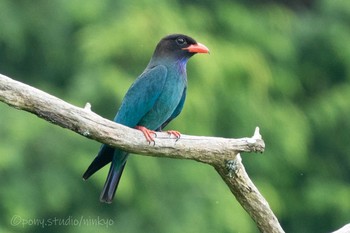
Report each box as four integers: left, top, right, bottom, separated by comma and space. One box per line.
114, 65, 168, 127
82, 65, 167, 180
156, 86, 187, 131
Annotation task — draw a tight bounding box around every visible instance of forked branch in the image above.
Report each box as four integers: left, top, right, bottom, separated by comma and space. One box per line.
0, 73, 283, 233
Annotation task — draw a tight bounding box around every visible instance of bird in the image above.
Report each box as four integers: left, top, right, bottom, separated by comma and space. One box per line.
82, 34, 209, 203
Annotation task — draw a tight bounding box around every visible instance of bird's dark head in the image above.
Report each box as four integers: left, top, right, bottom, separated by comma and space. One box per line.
152, 34, 209, 61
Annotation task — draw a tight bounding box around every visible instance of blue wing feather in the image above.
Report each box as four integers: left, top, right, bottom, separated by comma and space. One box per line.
114, 65, 168, 127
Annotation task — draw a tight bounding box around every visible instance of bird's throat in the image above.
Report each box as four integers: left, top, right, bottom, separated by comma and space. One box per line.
177, 57, 188, 75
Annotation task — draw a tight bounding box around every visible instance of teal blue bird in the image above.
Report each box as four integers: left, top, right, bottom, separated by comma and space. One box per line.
83, 34, 209, 203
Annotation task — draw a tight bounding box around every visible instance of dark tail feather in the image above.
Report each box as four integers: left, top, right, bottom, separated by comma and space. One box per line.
99, 161, 126, 203
83, 145, 114, 180
83, 144, 128, 203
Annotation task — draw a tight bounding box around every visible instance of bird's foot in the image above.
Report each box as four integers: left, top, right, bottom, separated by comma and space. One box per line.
166, 130, 181, 140
135, 126, 156, 143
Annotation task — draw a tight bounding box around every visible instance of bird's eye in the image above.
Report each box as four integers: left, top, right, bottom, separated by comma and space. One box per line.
176, 38, 187, 45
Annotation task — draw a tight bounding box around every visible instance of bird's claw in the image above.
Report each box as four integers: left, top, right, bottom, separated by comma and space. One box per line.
135, 126, 157, 144
166, 130, 181, 141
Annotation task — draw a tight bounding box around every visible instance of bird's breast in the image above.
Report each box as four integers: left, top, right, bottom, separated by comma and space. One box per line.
138, 70, 187, 129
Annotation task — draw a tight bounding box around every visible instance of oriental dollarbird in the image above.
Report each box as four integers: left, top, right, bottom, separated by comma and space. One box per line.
83, 34, 209, 203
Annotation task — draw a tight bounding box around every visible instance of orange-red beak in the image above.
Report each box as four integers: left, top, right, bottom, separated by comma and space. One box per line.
183, 42, 210, 54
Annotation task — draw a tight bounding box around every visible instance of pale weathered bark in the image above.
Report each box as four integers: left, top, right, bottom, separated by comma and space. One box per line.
332, 224, 350, 233
214, 155, 284, 233
0, 73, 284, 233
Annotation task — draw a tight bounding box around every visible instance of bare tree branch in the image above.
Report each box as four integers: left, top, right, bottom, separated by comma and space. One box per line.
332, 224, 350, 233
0, 73, 284, 233
214, 155, 285, 233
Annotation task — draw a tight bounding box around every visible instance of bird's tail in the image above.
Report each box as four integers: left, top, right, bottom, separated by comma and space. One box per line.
99, 160, 126, 203
83, 144, 114, 180
83, 144, 128, 203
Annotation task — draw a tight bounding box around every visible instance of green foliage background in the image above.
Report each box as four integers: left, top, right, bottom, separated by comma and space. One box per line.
1, 0, 350, 232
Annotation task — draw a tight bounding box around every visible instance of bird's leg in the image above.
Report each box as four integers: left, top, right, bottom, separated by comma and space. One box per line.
135, 126, 157, 143
166, 130, 181, 140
